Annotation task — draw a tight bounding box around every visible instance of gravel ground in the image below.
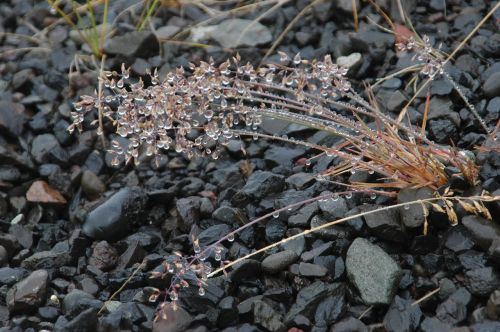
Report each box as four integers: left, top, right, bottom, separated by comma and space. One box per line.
0, 0, 499, 331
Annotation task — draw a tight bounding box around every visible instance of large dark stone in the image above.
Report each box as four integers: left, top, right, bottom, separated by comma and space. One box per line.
82, 187, 147, 241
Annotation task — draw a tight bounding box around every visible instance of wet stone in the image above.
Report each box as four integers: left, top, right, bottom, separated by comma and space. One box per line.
361, 205, 408, 243
252, 299, 285, 332
462, 215, 500, 251
383, 296, 422, 332
445, 226, 475, 252
104, 31, 159, 58
436, 287, 471, 325
62, 289, 102, 318
26, 180, 66, 204
0, 101, 25, 137
298, 262, 328, 277
80, 170, 106, 200
483, 71, 500, 98
397, 187, 434, 228
486, 290, 500, 320
346, 238, 402, 305
31, 134, 68, 165
176, 196, 202, 233
240, 171, 284, 199
261, 250, 298, 274
464, 267, 500, 297
6, 269, 49, 314
285, 281, 344, 324
198, 224, 231, 247
82, 187, 147, 241
88, 241, 119, 272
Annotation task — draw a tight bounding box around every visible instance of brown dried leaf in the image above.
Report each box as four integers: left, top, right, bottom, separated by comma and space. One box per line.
430, 203, 445, 213
445, 205, 458, 225
458, 200, 477, 214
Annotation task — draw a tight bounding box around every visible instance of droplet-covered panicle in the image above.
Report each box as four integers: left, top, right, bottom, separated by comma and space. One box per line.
70, 54, 356, 165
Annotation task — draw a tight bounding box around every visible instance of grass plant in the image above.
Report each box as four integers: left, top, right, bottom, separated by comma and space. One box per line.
68, 1, 500, 323
47, 0, 109, 58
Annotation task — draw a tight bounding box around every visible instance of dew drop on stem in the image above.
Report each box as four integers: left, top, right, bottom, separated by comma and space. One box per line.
272, 211, 279, 218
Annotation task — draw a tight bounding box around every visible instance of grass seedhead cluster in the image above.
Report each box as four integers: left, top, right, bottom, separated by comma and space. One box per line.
71, 46, 479, 191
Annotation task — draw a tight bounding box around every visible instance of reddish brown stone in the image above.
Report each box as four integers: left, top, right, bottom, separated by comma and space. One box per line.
26, 181, 67, 204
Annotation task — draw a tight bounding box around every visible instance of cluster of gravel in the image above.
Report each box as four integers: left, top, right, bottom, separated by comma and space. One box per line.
0, 0, 499, 331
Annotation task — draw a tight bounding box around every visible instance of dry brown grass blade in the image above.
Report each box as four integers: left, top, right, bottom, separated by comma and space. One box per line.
352, 0, 359, 32
208, 194, 500, 277
421, 89, 430, 136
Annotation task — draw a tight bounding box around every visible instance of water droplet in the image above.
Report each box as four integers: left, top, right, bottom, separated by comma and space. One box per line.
194, 244, 201, 254
215, 252, 222, 261
272, 211, 279, 218
227, 233, 235, 242
198, 287, 205, 296
332, 194, 339, 201
169, 291, 178, 301
404, 204, 410, 210
305, 159, 311, 166
370, 193, 376, 200
345, 193, 353, 199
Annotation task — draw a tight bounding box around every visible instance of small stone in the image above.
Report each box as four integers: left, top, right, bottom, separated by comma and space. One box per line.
383, 296, 422, 332
31, 134, 68, 164
38, 306, 59, 322
464, 267, 500, 297
346, 238, 402, 305
299, 262, 328, 277
337, 53, 362, 72
445, 226, 475, 252
6, 269, 49, 314
462, 215, 500, 251
212, 205, 244, 224
483, 72, 500, 98
155, 25, 180, 39
104, 31, 159, 58
152, 305, 192, 332
318, 195, 348, 220
198, 224, 231, 247
80, 170, 106, 200
285, 281, 344, 323
331, 317, 368, 332
240, 171, 285, 199
26, 180, 66, 204
0, 101, 25, 137
397, 187, 434, 228
262, 250, 298, 274
88, 241, 119, 272
62, 307, 98, 332
386, 91, 408, 113
253, 299, 286, 332
62, 289, 102, 318
0, 245, 7, 266
420, 317, 451, 332
82, 187, 147, 241
436, 287, 471, 325
0, 267, 27, 286
361, 205, 408, 243
21, 250, 70, 270
176, 196, 202, 232
191, 18, 272, 48
486, 290, 500, 320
